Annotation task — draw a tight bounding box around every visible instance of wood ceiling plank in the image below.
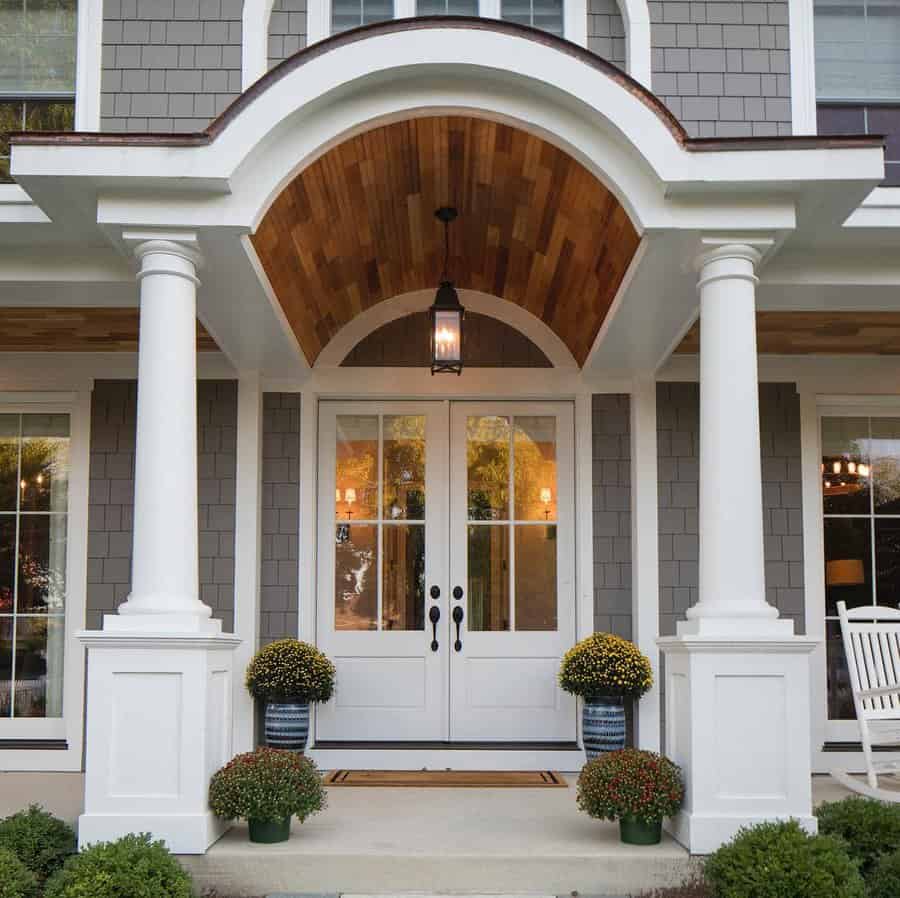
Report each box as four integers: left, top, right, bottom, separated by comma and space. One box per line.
251, 115, 642, 366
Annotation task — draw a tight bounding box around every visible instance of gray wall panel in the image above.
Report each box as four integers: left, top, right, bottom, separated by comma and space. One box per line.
588, 0, 627, 69
86, 379, 238, 630
267, 0, 307, 69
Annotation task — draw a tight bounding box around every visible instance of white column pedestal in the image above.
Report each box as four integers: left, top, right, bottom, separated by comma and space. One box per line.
658, 239, 818, 854
79, 233, 241, 854
658, 636, 817, 854
77, 632, 240, 853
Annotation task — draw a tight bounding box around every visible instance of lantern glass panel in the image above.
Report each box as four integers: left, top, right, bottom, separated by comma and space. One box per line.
433, 309, 461, 364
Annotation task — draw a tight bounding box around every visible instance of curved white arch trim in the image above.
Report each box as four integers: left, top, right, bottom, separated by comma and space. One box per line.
315, 289, 579, 369
242, 0, 277, 90
618, 0, 652, 88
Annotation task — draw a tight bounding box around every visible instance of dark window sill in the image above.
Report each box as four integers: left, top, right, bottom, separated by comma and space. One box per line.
0, 739, 68, 751
823, 741, 899, 753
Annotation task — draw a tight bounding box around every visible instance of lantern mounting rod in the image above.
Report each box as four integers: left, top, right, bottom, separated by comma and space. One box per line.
435, 206, 457, 282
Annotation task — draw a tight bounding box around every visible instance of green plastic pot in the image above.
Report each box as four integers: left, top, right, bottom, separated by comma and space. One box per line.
248, 817, 291, 843
619, 816, 662, 845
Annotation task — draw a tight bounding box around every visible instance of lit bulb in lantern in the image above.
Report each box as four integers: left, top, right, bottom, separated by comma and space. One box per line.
847, 462, 856, 474
833, 461, 842, 474
859, 463, 870, 478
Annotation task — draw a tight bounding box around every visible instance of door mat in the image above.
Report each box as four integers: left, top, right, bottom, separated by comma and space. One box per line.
324, 770, 567, 787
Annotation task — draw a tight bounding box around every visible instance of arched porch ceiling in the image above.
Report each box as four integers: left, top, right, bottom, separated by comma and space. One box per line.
250, 115, 642, 367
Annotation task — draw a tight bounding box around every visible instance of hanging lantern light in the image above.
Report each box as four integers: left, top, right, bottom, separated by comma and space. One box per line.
430, 206, 465, 375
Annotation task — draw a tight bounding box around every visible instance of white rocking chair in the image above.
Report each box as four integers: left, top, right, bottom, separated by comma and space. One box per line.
830, 600, 900, 803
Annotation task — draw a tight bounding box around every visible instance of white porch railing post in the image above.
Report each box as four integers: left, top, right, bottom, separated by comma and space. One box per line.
658, 237, 818, 855
78, 231, 240, 855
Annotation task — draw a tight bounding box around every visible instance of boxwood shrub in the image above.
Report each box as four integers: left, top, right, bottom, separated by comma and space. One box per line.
869, 848, 900, 898
0, 805, 75, 882
44, 833, 193, 898
703, 820, 865, 898
0, 847, 38, 898
815, 796, 900, 878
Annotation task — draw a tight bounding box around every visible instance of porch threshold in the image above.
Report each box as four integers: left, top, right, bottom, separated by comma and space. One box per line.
312, 741, 580, 750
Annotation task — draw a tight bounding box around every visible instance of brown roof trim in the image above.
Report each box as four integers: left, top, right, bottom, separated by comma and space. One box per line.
8, 17, 884, 154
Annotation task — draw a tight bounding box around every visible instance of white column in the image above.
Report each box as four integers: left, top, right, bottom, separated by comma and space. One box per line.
682, 241, 790, 637
658, 237, 817, 855
113, 234, 215, 632
232, 372, 263, 753
78, 231, 239, 855
630, 378, 661, 751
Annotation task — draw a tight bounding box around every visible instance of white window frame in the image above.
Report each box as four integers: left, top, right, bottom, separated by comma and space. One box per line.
802, 394, 900, 762
0, 391, 90, 772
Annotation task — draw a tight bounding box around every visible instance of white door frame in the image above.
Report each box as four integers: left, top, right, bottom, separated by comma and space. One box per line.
291, 365, 609, 769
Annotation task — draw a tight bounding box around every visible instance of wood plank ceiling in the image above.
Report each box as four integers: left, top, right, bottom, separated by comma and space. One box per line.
0, 308, 218, 352
677, 312, 900, 355
250, 116, 642, 366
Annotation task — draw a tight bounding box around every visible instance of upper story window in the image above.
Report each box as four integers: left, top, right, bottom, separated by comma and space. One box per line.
501, 0, 563, 37
814, 0, 900, 101
416, 0, 478, 13
0, 0, 77, 182
332, 0, 394, 32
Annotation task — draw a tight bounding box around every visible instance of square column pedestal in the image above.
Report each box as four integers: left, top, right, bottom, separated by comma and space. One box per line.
77, 629, 241, 854
658, 635, 818, 855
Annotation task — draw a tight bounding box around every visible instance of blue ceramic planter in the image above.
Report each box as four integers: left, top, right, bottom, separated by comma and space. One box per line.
264, 701, 310, 752
582, 697, 626, 760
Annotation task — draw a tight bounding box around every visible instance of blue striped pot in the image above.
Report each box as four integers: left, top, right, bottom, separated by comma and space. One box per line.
264, 701, 310, 752
582, 697, 626, 760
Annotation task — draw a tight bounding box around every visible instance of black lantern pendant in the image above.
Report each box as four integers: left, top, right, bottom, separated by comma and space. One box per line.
430, 206, 465, 375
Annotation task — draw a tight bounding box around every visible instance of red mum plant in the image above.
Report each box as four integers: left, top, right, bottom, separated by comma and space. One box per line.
577, 749, 684, 824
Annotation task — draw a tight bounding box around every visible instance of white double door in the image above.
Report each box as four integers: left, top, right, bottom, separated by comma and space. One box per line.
316, 400, 576, 743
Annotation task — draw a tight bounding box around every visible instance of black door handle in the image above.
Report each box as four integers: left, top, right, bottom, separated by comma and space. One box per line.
452, 605, 464, 652
429, 605, 440, 652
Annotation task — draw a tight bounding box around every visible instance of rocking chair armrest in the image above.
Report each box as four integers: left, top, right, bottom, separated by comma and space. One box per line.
858, 685, 900, 699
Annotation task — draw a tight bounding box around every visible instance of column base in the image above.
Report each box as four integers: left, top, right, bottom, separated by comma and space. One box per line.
658, 634, 818, 855
78, 811, 229, 855
78, 630, 241, 855
665, 810, 817, 856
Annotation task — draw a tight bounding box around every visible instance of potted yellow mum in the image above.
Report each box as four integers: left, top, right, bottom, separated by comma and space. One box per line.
559, 632, 653, 759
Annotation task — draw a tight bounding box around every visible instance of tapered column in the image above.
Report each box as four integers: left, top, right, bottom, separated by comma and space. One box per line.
682, 241, 789, 637
112, 234, 216, 632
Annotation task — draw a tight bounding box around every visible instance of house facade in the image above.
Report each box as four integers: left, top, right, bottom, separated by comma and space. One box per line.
0, 0, 899, 858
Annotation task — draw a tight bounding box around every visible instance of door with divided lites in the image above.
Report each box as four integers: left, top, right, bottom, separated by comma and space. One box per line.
315, 400, 576, 743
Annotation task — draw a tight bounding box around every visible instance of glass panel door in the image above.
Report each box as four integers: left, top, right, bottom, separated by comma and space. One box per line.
449, 401, 576, 742
316, 401, 448, 742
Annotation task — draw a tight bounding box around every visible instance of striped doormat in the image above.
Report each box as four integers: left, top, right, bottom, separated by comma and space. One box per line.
324, 769, 567, 787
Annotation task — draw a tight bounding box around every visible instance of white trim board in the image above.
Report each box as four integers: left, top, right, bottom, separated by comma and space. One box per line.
308, 747, 586, 771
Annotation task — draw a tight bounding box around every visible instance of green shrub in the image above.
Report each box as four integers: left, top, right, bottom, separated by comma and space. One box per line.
209, 747, 327, 824
869, 848, 900, 898
0, 848, 38, 898
703, 820, 865, 898
0, 804, 75, 882
44, 833, 193, 898
815, 796, 900, 878
577, 749, 684, 824
245, 639, 335, 703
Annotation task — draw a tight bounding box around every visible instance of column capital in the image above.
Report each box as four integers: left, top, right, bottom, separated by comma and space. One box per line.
694, 235, 774, 271
122, 230, 203, 285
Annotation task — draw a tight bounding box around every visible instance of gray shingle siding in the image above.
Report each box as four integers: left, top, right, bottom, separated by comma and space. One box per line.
86, 379, 238, 631
100, 0, 242, 132
588, 0, 627, 69
650, 0, 792, 138
267, 0, 307, 69
259, 392, 300, 646
657, 381, 805, 637
593, 394, 632, 639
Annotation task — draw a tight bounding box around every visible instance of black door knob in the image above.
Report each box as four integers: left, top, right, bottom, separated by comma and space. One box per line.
452, 605, 464, 651
429, 605, 441, 652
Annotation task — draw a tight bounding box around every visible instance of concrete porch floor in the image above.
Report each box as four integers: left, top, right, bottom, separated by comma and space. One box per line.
179, 776, 855, 897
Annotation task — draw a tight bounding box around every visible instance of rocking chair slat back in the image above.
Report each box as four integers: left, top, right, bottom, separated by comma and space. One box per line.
835, 601, 900, 794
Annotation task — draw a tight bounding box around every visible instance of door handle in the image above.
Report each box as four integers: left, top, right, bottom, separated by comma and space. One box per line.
452, 605, 464, 652
429, 605, 441, 652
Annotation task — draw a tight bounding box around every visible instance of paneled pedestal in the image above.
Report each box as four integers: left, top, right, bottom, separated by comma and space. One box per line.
658, 636, 817, 854
78, 630, 240, 854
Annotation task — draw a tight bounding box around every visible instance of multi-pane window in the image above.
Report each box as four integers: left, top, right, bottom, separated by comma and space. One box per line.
331, 0, 393, 33
821, 415, 900, 721
416, 0, 478, 13
0, 413, 69, 721
466, 415, 557, 632
334, 415, 426, 631
814, 0, 900, 101
0, 0, 77, 182
501, 0, 563, 36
